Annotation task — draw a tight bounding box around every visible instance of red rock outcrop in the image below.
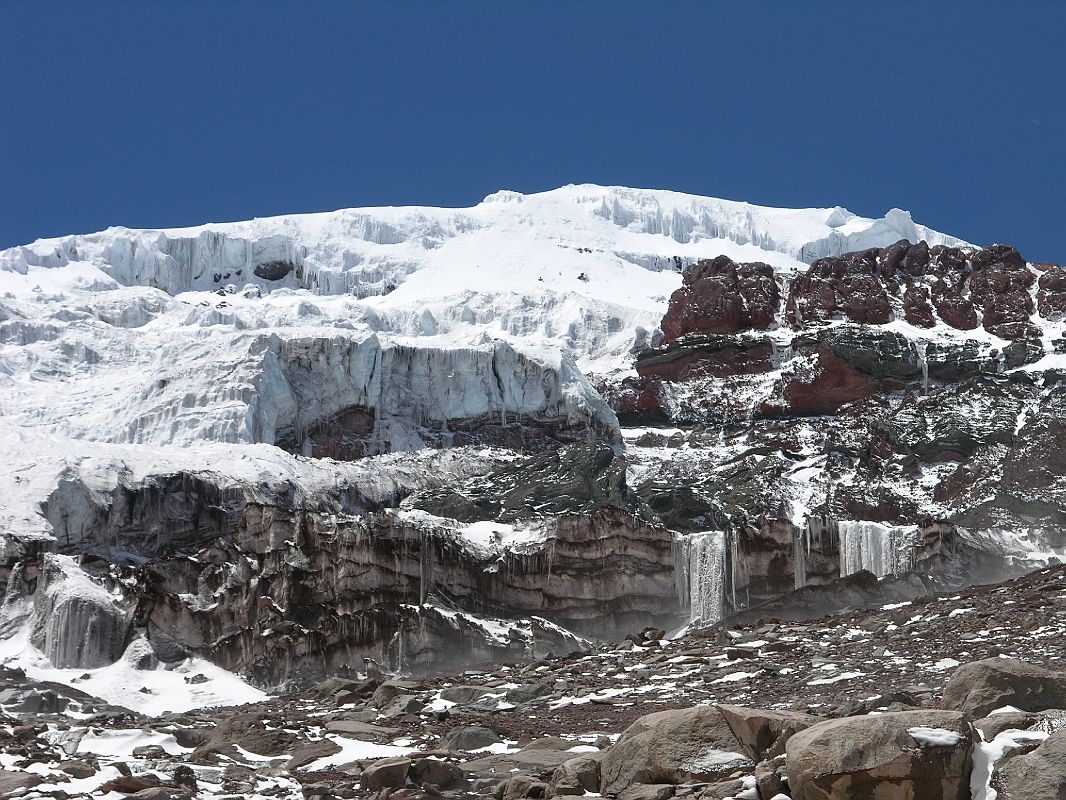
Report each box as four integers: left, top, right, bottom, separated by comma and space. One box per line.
1037, 264, 1066, 320
785, 248, 892, 326
782, 241, 1043, 340
660, 255, 779, 342
764, 346, 877, 417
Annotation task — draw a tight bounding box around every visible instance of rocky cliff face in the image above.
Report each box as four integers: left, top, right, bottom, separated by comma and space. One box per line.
2, 446, 675, 684
605, 241, 1065, 623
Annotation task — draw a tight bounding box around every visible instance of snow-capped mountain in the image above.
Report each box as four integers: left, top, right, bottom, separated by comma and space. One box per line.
2, 183, 1064, 724
1, 184, 966, 376
0, 185, 966, 536
3, 184, 1066, 800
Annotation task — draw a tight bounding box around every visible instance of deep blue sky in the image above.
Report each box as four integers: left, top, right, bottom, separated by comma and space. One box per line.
2, 1, 1064, 262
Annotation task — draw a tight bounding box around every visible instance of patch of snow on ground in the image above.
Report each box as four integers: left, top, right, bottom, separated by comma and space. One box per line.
971, 728, 1050, 800
0, 627, 267, 715
300, 736, 416, 771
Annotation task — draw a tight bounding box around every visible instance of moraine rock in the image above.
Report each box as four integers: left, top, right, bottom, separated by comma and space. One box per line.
785, 710, 975, 800
941, 657, 1066, 718
598, 705, 756, 794
439, 725, 503, 752
715, 704, 823, 760
995, 729, 1066, 800
361, 756, 413, 791
551, 753, 603, 795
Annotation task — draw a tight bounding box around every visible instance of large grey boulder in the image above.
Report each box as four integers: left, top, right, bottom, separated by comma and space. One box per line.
785, 710, 975, 800
996, 729, 1066, 800
551, 753, 602, 795
464, 748, 576, 777
598, 706, 754, 795
439, 684, 497, 705
439, 724, 503, 752
361, 757, 412, 791
716, 704, 822, 760
941, 658, 1066, 717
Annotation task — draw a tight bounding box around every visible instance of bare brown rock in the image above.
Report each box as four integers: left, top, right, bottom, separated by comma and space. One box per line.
661, 255, 779, 341
941, 658, 1066, 718
785, 710, 975, 800
598, 705, 754, 795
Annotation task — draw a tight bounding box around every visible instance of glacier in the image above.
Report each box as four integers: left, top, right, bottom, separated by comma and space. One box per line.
0, 184, 966, 541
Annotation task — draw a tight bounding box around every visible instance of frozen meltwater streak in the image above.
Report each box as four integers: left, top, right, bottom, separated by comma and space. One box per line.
794, 526, 807, 589
770, 338, 794, 370
673, 531, 728, 627
915, 340, 930, 395
838, 521, 919, 578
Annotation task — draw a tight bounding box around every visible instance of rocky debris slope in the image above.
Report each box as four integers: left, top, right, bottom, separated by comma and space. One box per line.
0, 563, 1063, 799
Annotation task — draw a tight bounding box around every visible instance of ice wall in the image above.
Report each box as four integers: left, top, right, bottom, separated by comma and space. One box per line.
674, 531, 728, 627
838, 520, 919, 578
25, 555, 130, 669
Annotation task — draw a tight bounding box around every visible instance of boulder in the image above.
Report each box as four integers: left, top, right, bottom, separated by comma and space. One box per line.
128, 789, 191, 800
371, 679, 423, 708
973, 712, 1040, 741
410, 757, 464, 789
494, 774, 551, 800
324, 719, 400, 740
996, 729, 1066, 800
551, 753, 602, 795
598, 705, 754, 795
361, 757, 412, 791
941, 658, 1066, 717
99, 776, 165, 794
465, 748, 576, 777
0, 771, 43, 794
59, 759, 97, 779
439, 684, 496, 705
504, 683, 553, 705
754, 756, 787, 798
716, 704, 822, 760
785, 710, 975, 800
439, 724, 503, 752
617, 784, 676, 800
523, 736, 573, 751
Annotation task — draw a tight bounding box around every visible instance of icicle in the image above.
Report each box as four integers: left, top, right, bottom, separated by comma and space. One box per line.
837, 521, 919, 578
794, 526, 807, 589
672, 531, 727, 627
